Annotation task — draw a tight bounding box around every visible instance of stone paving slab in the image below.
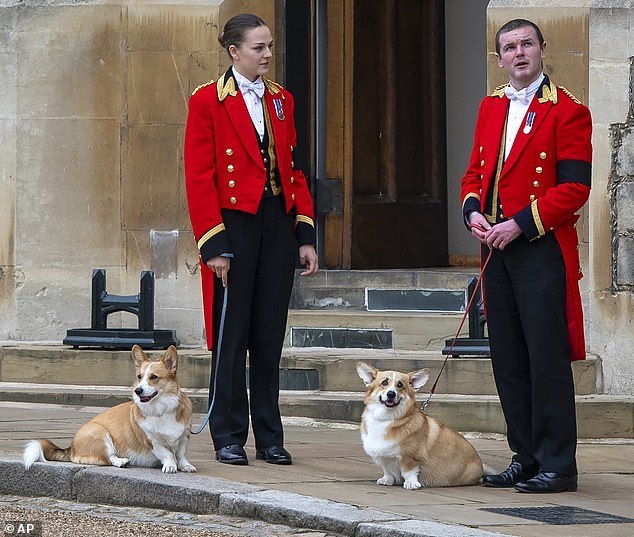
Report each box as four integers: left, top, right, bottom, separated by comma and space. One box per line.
0, 458, 503, 537
219, 489, 408, 536
356, 520, 504, 537
2, 402, 634, 537
75, 466, 264, 514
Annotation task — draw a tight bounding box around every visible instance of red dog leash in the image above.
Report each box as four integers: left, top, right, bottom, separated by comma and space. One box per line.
421, 245, 494, 412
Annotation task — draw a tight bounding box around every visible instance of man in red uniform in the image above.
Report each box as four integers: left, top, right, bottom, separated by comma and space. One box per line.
461, 19, 591, 493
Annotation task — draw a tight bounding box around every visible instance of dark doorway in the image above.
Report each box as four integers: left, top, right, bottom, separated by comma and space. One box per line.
351, 0, 448, 268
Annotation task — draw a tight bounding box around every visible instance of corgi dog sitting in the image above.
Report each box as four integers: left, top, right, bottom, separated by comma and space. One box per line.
356, 361, 484, 489
24, 345, 196, 474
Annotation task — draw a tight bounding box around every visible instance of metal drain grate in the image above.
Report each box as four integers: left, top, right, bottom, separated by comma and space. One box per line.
482, 506, 634, 525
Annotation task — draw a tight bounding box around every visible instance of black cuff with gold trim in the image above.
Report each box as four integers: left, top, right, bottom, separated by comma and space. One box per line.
296, 221, 315, 246
200, 230, 232, 264
514, 204, 540, 241
462, 196, 481, 229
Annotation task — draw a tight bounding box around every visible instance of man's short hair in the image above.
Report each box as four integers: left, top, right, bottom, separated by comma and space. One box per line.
495, 19, 545, 55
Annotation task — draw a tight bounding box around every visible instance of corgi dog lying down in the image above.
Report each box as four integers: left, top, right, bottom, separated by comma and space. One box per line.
24, 345, 196, 474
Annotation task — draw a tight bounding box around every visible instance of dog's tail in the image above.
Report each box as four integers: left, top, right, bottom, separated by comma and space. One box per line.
23, 439, 71, 470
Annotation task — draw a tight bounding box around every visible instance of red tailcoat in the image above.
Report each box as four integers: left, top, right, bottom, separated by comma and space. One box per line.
185, 70, 315, 349
461, 76, 592, 361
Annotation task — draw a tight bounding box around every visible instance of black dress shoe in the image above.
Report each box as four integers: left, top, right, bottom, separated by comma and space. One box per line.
215, 444, 248, 465
515, 472, 578, 493
255, 445, 292, 465
482, 460, 538, 488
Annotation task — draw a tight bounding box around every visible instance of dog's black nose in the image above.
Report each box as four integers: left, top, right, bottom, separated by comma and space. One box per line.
134, 386, 144, 396
386, 390, 396, 399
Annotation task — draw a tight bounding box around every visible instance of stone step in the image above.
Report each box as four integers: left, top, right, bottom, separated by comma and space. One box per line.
285, 310, 469, 351
0, 382, 631, 439
0, 346, 599, 395
290, 268, 478, 310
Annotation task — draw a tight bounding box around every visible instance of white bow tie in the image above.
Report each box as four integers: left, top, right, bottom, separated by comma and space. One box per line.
504, 85, 533, 105
239, 78, 265, 99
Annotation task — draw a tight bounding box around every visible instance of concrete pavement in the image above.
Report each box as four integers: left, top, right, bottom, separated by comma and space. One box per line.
1, 402, 634, 536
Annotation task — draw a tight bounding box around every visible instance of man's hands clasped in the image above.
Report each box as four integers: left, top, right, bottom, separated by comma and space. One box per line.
469, 212, 522, 251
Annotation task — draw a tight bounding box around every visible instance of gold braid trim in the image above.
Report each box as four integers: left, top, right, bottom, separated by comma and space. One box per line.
264, 78, 285, 98
491, 83, 508, 98
192, 80, 214, 96
217, 73, 237, 102
197, 223, 226, 250
462, 192, 481, 210
296, 215, 315, 227
558, 85, 582, 104
531, 200, 545, 237
538, 80, 558, 104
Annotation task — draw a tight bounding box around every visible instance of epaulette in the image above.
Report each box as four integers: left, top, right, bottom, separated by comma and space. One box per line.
490, 83, 508, 98
264, 78, 285, 98
191, 80, 214, 96
558, 85, 582, 105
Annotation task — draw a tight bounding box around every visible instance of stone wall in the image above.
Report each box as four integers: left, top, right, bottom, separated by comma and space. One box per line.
0, 0, 275, 345
588, 2, 634, 394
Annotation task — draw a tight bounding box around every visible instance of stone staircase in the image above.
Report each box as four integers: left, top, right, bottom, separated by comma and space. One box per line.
1, 269, 633, 439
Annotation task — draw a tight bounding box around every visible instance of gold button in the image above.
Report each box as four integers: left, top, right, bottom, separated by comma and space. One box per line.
261, 149, 265, 154
263, 157, 268, 162
533, 181, 540, 188
480, 174, 484, 180
500, 212, 504, 218
227, 165, 234, 172
540, 152, 547, 159
228, 180, 235, 187
479, 146, 483, 153
480, 160, 485, 167
499, 204, 503, 210
530, 194, 536, 201
291, 161, 294, 167
291, 193, 295, 201
290, 145, 294, 151
290, 176, 295, 184
230, 196, 237, 204
536, 166, 543, 174
225, 148, 233, 156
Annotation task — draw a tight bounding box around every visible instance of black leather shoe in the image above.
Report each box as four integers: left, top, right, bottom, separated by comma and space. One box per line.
215, 444, 248, 465
515, 472, 578, 493
482, 460, 538, 488
256, 445, 292, 465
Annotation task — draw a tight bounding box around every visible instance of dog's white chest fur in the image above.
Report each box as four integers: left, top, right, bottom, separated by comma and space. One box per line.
361, 411, 401, 459
138, 396, 186, 449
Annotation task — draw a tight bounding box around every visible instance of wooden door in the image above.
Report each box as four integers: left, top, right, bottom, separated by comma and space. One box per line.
323, 0, 448, 269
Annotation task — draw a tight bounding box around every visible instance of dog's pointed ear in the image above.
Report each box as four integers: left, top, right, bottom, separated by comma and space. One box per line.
356, 361, 377, 386
161, 345, 178, 372
409, 368, 430, 391
131, 345, 149, 368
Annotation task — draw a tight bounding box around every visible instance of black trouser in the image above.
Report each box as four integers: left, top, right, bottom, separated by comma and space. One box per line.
209, 196, 296, 451
483, 233, 577, 476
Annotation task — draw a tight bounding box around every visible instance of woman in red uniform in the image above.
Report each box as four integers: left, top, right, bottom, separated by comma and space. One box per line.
184, 13, 318, 466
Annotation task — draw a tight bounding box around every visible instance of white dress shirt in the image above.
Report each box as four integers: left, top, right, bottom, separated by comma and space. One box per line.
233, 68, 265, 141
504, 73, 544, 160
